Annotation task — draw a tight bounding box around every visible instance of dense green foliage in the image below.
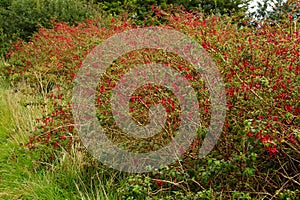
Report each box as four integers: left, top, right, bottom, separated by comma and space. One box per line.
0, 0, 96, 56
97, 0, 250, 21
189, 0, 250, 15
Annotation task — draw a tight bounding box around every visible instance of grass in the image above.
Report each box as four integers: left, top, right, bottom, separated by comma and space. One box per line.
0, 75, 47, 199
0, 70, 125, 199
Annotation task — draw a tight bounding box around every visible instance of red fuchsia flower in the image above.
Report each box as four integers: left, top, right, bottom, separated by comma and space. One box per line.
188, 112, 193, 120
97, 98, 102, 105
266, 146, 278, 157
185, 74, 193, 81
151, 4, 155, 11
288, 134, 297, 145
5, 51, 14, 59
161, 98, 167, 106
204, 106, 209, 114
180, 146, 185, 153
226, 103, 232, 110
70, 73, 76, 79
257, 115, 263, 120
156, 180, 163, 187
201, 41, 209, 50
53, 141, 59, 147
284, 105, 293, 112
60, 135, 66, 140
260, 135, 273, 144
228, 88, 235, 97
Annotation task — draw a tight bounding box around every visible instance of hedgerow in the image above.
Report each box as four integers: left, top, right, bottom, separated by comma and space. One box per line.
3, 5, 299, 199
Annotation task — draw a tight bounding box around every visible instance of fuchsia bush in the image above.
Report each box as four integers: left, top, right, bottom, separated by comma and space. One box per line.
166, 12, 300, 153
3, 6, 299, 198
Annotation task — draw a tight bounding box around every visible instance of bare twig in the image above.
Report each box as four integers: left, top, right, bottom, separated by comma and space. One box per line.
270, 173, 300, 200
278, 172, 300, 187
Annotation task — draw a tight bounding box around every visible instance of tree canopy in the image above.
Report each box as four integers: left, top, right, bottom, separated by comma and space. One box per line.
95, 0, 250, 17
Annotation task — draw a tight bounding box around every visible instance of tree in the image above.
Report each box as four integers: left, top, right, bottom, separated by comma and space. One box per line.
95, 0, 250, 16
176, 0, 250, 16
250, 0, 299, 21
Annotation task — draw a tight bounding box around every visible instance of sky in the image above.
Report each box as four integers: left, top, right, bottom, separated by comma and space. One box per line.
248, 0, 288, 13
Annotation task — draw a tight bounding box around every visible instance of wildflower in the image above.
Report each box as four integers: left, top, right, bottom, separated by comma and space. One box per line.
151, 4, 155, 10
266, 146, 278, 157
156, 180, 163, 187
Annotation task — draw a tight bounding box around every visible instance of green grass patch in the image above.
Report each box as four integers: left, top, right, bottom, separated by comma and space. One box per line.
0, 77, 123, 199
